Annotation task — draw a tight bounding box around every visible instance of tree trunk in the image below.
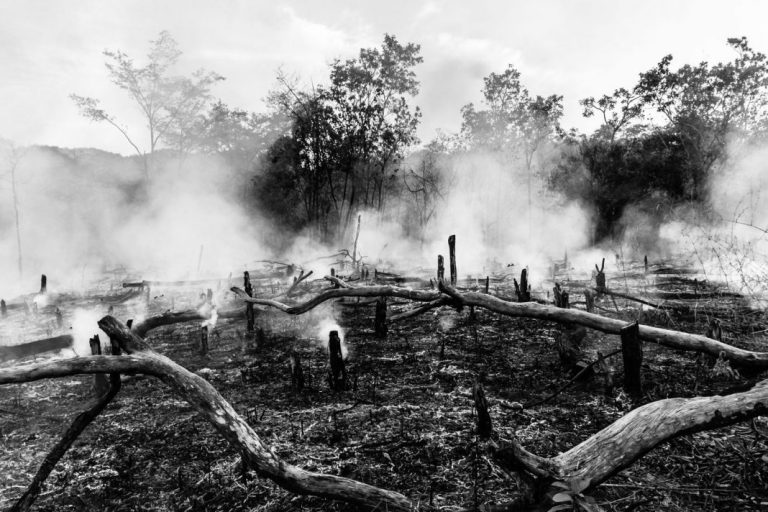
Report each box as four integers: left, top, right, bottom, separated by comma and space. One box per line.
621, 321, 643, 400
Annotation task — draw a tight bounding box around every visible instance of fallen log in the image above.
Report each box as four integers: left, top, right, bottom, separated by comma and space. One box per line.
230, 278, 768, 368
0, 335, 73, 363
495, 379, 768, 493
132, 308, 245, 338
0, 319, 413, 511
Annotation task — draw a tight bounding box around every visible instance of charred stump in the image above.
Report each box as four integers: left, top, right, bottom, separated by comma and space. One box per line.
290, 351, 305, 391
484, 276, 490, 294
374, 296, 388, 338
327, 331, 347, 392
200, 326, 209, 355
437, 255, 444, 281
244, 271, 255, 334
88, 335, 108, 396
40, 274, 47, 294
1, 299, 6, 318
595, 258, 606, 292
553, 283, 569, 308
584, 289, 596, 313
448, 235, 457, 286
514, 268, 531, 302
473, 380, 492, 439
621, 321, 643, 400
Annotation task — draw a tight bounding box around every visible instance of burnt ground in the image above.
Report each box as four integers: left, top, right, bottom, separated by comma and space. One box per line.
1, 267, 768, 511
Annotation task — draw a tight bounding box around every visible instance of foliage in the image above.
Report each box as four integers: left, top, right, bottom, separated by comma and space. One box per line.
71, 31, 224, 181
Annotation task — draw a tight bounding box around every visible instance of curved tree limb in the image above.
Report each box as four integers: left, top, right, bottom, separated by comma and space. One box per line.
11, 373, 121, 512
132, 307, 245, 337
230, 279, 768, 368
496, 379, 768, 492
100, 316, 413, 510
0, 321, 413, 511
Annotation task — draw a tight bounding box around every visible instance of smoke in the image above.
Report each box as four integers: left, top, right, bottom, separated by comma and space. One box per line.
0, 146, 271, 299
313, 316, 348, 359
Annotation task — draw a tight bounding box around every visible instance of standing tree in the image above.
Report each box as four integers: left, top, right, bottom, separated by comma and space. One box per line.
0, 140, 26, 280
71, 31, 224, 182
461, 64, 563, 235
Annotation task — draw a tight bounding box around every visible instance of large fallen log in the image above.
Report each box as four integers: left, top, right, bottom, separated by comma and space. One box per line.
495, 379, 768, 493
132, 308, 245, 337
230, 278, 768, 368
0, 318, 413, 511
0, 335, 74, 363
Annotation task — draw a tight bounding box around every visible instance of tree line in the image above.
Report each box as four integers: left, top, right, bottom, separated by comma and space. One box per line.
68, 32, 768, 247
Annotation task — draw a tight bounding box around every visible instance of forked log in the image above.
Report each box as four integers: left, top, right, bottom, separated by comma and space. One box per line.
0, 319, 413, 511
230, 279, 768, 368
496, 379, 768, 492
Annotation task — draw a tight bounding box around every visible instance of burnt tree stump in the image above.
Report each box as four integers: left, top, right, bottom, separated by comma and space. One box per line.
473, 380, 492, 439
290, 351, 305, 391
88, 335, 108, 396
448, 235, 457, 285
437, 255, 444, 282
584, 289, 596, 312
484, 276, 490, 294
327, 331, 347, 392
200, 326, 209, 355
1, 299, 6, 318
595, 258, 606, 292
374, 296, 388, 338
40, 274, 47, 294
553, 283, 569, 308
621, 321, 643, 400
244, 271, 255, 333
514, 268, 531, 302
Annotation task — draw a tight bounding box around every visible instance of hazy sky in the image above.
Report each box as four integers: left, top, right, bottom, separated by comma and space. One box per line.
2, 0, 768, 154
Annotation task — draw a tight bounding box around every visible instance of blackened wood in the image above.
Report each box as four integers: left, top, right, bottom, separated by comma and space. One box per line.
473, 381, 492, 439
374, 297, 388, 338
126, 319, 133, 329
514, 269, 531, 302
290, 352, 305, 391
244, 271, 255, 333
485, 276, 489, 294
553, 283, 569, 308
437, 255, 444, 281
89, 335, 108, 396
595, 258, 606, 291
200, 326, 209, 355
40, 274, 47, 294
621, 321, 643, 399
0, 335, 73, 362
1, 299, 6, 317
328, 331, 347, 391
448, 235, 457, 286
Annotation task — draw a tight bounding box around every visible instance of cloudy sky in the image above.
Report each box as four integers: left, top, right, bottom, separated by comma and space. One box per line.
2, 0, 768, 154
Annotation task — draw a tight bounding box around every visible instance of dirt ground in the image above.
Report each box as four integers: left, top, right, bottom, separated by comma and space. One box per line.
1, 267, 768, 511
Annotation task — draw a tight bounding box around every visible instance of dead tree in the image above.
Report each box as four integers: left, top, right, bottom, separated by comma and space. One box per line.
200, 326, 209, 355
0, 335, 73, 363
328, 330, 347, 392
0, 317, 412, 511
88, 335, 109, 396
473, 380, 492, 439
620, 322, 643, 400
448, 235, 457, 285
514, 268, 531, 302
553, 283, 569, 308
290, 351, 305, 391
374, 297, 388, 338
40, 274, 47, 294
437, 255, 444, 281
494, 379, 768, 496
595, 258, 606, 291
244, 271, 255, 333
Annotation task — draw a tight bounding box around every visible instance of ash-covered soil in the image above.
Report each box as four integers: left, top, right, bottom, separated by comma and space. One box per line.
1, 266, 768, 511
